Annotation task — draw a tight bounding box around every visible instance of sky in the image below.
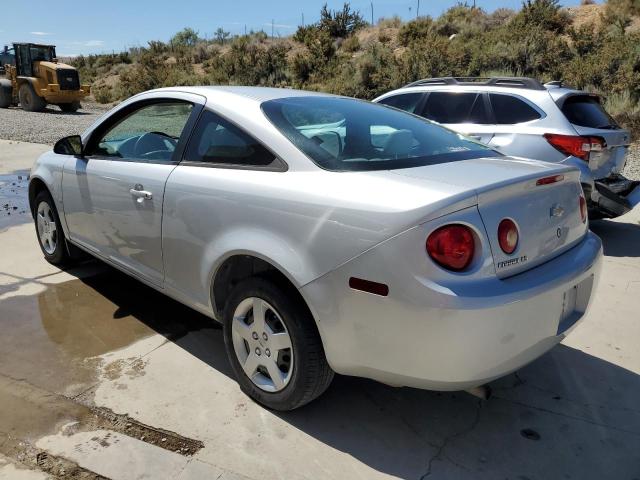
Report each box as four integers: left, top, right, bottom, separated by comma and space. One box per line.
2, 0, 588, 57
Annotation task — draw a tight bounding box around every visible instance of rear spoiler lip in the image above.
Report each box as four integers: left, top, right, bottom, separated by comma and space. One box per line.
474, 163, 580, 204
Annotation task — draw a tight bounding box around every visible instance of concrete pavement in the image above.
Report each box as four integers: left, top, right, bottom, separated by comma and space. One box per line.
0, 139, 638, 479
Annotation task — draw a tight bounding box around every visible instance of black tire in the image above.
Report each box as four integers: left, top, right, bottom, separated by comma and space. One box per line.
33, 190, 71, 266
59, 101, 80, 113
19, 83, 47, 112
0, 80, 11, 108
223, 277, 334, 411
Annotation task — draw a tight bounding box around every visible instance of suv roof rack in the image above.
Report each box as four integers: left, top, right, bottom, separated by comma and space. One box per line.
404, 77, 546, 90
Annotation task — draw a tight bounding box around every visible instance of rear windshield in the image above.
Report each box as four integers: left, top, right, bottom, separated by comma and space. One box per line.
561, 95, 618, 129
261, 96, 498, 172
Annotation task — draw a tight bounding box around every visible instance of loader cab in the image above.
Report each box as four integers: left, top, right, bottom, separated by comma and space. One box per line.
0, 45, 15, 73
13, 43, 56, 77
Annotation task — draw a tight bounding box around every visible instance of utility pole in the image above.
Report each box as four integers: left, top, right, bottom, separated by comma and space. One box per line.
302, 12, 304, 27
417, 0, 420, 18
370, 2, 374, 25
271, 19, 274, 38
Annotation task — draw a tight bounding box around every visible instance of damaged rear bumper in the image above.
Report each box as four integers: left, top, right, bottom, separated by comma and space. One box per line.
588, 174, 640, 219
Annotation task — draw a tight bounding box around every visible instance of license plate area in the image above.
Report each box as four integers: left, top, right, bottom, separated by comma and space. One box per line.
557, 275, 594, 335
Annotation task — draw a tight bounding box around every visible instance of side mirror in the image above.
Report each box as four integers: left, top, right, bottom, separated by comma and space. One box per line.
53, 135, 83, 156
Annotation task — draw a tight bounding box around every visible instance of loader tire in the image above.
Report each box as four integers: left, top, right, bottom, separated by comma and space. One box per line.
0, 79, 11, 108
19, 83, 47, 112
59, 101, 80, 113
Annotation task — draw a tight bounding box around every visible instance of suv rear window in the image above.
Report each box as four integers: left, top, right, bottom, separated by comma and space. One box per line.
420, 92, 490, 124
489, 94, 541, 124
262, 96, 499, 172
377, 93, 423, 114
561, 95, 618, 129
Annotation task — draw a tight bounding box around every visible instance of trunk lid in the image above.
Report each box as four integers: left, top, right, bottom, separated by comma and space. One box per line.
392, 157, 588, 278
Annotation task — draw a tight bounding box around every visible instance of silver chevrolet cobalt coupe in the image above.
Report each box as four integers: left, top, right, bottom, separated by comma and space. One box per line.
29, 87, 602, 410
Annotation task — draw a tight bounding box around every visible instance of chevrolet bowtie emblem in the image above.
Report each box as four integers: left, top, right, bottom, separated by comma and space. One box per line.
550, 204, 565, 217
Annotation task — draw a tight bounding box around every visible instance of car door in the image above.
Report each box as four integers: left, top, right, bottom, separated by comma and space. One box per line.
484, 93, 544, 158
62, 92, 204, 286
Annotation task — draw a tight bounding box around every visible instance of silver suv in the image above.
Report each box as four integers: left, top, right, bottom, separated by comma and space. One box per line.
374, 77, 640, 219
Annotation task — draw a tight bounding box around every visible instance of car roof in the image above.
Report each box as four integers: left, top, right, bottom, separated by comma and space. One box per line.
149, 86, 335, 104
377, 83, 591, 104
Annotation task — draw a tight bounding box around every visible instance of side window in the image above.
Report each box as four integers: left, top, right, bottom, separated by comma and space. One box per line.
94, 102, 193, 162
420, 92, 487, 124
184, 110, 276, 167
489, 94, 541, 124
378, 93, 424, 114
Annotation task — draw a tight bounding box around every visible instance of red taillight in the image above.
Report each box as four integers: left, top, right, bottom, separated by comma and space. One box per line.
498, 219, 519, 254
544, 133, 605, 162
536, 174, 564, 186
579, 195, 587, 223
426, 224, 475, 271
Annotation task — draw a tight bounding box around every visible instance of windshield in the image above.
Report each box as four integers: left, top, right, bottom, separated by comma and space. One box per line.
261, 96, 499, 172
30, 45, 55, 62
561, 95, 618, 129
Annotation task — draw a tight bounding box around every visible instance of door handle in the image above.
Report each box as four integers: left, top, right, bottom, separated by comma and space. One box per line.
469, 135, 482, 141
130, 186, 152, 201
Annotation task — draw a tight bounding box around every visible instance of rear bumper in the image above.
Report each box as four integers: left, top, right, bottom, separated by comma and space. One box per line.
590, 174, 640, 219
303, 232, 602, 391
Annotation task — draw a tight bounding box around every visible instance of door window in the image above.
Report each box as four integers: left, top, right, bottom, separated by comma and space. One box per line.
184, 110, 277, 167
377, 93, 424, 114
93, 102, 193, 162
420, 92, 489, 124
489, 94, 541, 124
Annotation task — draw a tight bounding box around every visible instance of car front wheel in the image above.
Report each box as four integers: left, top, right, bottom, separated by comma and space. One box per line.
223, 277, 333, 410
33, 190, 71, 266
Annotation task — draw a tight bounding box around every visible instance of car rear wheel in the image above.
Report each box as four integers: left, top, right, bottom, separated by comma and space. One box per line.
223, 277, 333, 410
34, 190, 71, 266
19, 83, 47, 112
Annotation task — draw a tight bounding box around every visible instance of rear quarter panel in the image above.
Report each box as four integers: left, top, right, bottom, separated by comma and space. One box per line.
161, 165, 478, 314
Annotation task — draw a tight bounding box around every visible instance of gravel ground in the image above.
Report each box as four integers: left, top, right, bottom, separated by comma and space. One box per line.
624, 143, 640, 180
0, 102, 639, 180
0, 100, 110, 145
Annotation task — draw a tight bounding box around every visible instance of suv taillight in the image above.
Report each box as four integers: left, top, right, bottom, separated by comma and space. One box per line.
544, 133, 605, 162
426, 224, 475, 271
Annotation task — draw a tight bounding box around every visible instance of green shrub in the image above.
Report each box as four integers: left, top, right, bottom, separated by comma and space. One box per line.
341, 35, 360, 52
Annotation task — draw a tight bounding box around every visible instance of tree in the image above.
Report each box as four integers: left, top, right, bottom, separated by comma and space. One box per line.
215, 27, 231, 45
170, 28, 199, 48
318, 2, 368, 38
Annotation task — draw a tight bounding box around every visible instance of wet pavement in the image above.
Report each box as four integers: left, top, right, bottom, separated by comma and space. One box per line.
0, 172, 31, 231
0, 140, 639, 479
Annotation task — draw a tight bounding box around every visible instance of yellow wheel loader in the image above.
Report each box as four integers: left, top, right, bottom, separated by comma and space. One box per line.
0, 43, 90, 112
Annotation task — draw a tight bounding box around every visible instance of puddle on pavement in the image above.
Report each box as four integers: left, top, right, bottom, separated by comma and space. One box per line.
0, 172, 31, 231
0, 268, 211, 466
0, 268, 214, 399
